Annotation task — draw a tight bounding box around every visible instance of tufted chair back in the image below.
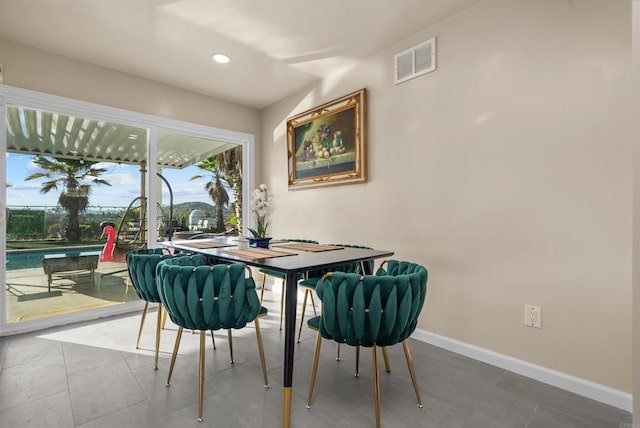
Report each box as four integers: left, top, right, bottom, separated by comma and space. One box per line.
126, 248, 200, 303
315, 260, 427, 348
156, 256, 262, 331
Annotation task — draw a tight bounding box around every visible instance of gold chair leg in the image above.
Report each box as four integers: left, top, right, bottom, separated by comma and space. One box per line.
355, 345, 360, 377
166, 326, 183, 387
279, 279, 285, 331
154, 304, 162, 370
306, 332, 323, 409
210, 330, 216, 350
228, 329, 234, 364
136, 302, 149, 349
260, 274, 267, 303
310, 292, 318, 316
382, 346, 391, 373
254, 317, 269, 388
198, 330, 206, 422
161, 306, 168, 329
296, 289, 309, 343
403, 340, 423, 408
372, 346, 381, 428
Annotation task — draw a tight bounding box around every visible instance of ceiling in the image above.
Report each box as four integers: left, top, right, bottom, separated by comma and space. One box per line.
0, 0, 482, 109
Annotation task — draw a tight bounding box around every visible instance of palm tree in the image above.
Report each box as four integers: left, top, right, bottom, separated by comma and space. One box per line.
216, 146, 242, 232
25, 156, 111, 242
191, 157, 230, 232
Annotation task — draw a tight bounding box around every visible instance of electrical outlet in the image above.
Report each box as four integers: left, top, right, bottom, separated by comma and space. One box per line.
524, 305, 541, 328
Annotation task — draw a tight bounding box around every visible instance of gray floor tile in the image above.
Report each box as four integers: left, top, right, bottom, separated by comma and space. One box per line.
416, 393, 472, 428
2, 333, 64, 369
75, 400, 168, 428
0, 286, 632, 428
63, 341, 124, 375
67, 358, 146, 426
0, 390, 74, 428
461, 384, 537, 428
495, 372, 631, 427
0, 351, 68, 412
413, 350, 499, 411
526, 405, 588, 428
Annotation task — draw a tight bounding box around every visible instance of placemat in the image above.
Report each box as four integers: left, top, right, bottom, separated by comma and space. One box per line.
272, 242, 344, 252
222, 247, 297, 260
175, 240, 235, 249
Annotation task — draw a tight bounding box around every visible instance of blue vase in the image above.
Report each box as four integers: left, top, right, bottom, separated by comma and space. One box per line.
248, 237, 272, 248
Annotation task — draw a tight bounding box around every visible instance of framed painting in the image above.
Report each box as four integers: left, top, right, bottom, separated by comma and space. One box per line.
287, 89, 367, 190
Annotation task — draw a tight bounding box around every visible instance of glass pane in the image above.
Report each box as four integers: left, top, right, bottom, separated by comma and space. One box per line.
157, 131, 242, 240
4, 105, 147, 323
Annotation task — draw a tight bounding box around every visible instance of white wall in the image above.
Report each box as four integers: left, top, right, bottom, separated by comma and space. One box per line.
261, 0, 632, 392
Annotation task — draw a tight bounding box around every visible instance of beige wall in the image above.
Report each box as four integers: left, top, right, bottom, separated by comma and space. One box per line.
0, 38, 261, 137
261, 0, 632, 392
633, 0, 640, 420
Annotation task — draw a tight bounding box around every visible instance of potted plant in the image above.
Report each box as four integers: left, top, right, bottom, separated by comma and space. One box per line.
247, 184, 271, 248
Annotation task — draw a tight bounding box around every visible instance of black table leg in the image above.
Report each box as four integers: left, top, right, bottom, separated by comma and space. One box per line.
282, 271, 298, 428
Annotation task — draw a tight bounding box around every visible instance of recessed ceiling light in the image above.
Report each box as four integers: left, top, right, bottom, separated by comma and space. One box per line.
212, 53, 231, 64
128, 134, 138, 140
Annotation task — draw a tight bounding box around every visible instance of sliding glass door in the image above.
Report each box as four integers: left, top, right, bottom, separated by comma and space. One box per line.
4, 105, 148, 324
0, 86, 253, 334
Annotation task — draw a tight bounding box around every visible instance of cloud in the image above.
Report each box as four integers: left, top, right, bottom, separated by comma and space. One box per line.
9, 182, 44, 191
26, 158, 41, 171
104, 172, 137, 186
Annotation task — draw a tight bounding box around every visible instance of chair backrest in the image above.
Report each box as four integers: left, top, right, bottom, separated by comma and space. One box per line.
286, 239, 319, 244
126, 249, 199, 303
156, 256, 262, 331
315, 260, 428, 347
308, 244, 373, 278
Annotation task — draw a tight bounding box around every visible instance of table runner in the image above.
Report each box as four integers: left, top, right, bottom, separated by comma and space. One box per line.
175, 240, 235, 249
222, 247, 296, 260
272, 242, 344, 252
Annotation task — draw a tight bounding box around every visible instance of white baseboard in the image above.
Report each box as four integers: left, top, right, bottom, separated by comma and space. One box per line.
412, 329, 632, 412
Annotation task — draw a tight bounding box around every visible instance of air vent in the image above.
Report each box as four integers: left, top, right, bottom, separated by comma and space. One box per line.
394, 37, 436, 84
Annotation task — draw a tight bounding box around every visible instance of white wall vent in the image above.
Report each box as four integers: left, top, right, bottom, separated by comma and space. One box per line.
394, 37, 436, 84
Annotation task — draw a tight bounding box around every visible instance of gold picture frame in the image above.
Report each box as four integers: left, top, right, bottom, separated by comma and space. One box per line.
287, 89, 367, 190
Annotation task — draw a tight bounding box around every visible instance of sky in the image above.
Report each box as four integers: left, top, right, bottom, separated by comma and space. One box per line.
5, 153, 219, 209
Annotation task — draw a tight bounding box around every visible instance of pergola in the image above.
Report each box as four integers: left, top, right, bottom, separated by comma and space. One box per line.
5, 105, 237, 242
6, 106, 235, 168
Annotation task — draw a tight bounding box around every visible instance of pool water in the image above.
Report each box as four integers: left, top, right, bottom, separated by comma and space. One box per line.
6, 246, 103, 270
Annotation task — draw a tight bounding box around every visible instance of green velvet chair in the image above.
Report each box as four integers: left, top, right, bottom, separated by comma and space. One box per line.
156, 255, 269, 422
258, 238, 318, 330
305, 260, 428, 428
296, 244, 373, 344
126, 248, 197, 370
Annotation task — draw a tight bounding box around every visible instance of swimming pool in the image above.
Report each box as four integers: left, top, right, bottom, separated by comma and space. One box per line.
6, 246, 103, 270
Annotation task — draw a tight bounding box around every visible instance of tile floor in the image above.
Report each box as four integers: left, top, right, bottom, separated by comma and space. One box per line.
0, 284, 632, 428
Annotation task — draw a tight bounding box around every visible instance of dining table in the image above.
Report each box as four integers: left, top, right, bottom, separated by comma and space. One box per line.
160, 237, 394, 428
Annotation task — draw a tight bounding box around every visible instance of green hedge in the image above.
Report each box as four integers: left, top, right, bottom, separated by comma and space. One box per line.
7, 209, 46, 235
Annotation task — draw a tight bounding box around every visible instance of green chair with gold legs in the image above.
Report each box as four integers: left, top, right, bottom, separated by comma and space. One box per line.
297, 244, 373, 344
156, 255, 269, 422
258, 238, 318, 330
126, 248, 200, 370
305, 260, 428, 428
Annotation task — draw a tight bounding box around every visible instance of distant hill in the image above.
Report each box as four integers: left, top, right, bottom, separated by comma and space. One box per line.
165, 201, 232, 220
